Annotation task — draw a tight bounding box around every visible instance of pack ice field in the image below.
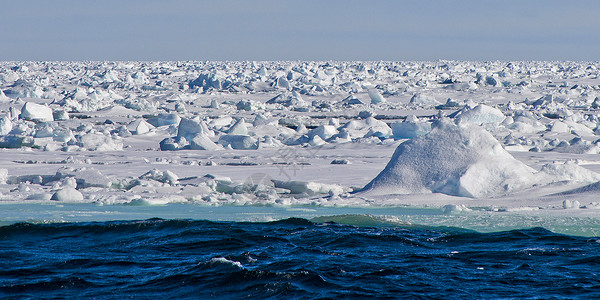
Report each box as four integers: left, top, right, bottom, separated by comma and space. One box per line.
1, 61, 600, 233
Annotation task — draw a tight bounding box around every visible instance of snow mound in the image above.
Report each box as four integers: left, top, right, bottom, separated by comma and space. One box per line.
51, 187, 84, 202
555, 181, 600, 196
539, 162, 600, 183
360, 119, 538, 198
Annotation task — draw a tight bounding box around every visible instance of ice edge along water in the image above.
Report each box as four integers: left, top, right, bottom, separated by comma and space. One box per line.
1, 61, 600, 232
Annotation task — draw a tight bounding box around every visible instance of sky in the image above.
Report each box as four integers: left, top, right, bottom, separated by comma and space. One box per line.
1, 0, 599, 61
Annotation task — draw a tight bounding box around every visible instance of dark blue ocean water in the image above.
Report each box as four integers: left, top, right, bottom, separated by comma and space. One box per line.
1, 217, 599, 299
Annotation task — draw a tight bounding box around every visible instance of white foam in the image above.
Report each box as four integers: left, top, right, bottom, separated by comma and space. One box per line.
207, 257, 243, 268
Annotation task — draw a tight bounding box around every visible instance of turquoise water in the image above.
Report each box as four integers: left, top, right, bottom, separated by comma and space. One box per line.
1, 203, 599, 237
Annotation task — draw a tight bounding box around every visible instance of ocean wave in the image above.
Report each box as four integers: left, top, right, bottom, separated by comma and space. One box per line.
1, 218, 599, 298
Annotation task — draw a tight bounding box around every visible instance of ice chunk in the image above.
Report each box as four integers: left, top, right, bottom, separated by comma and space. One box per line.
0, 89, 10, 102
253, 114, 275, 126
485, 76, 498, 86
266, 92, 306, 107
177, 117, 213, 140
56, 167, 113, 189
0, 115, 12, 135
331, 159, 350, 164
77, 133, 123, 151
0, 135, 32, 148
175, 102, 186, 113
60, 177, 77, 189
552, 143, 600, 154
211, 116, 234, 128
273, 76, 290, 89
34, 124, 54, 138
0, 168, 7, 184
52, 110, 69, 121
339, 95, 364, 106
51, 187, 84, 202
368, 89, 386, 104
308, 125, 337, 140
127, 119, 154, 135
258, 135, 283, 148
236, 99, 262, 111
218, 135, 258, 150
409, 93, 440, 106
562, 199, 581, 209
390, 116, 431, 139
360, 119, 538, 198
159, 137, 183, 151
442, 204, 471, 214
550, 121, 569, 133
53, 128, 74, 142
19, 102, 54, 122
363, 117, 392, 139
148, 113, 181, 127
100, 70, 120, 83
189, 134, 220, 150
308, 135, 327, 146
139, 169, 179, 185
272, 180, 346, 195
454, 104, 505, 125
189, 72, 232, 90
228, 118, 249, 135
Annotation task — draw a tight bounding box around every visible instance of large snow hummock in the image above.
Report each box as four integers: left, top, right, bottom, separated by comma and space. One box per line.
360, 119, 539, 198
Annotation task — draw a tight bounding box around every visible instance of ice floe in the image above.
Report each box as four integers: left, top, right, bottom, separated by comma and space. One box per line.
0, 60, 600, 212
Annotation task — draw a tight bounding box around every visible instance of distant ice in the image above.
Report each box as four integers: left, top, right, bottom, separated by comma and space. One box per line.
0, 60, 600, 214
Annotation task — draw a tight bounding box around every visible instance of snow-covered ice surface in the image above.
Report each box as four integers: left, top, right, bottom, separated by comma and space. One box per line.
1, 60, 600, 235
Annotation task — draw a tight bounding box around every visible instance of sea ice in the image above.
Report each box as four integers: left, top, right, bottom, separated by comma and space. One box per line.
390, 115, 431, 139
219, 135, 258, 150
19, 102, 54, 123
51, 187, 84, 202
368, 89, 386, 104
360, 119, 538, 198
454, 104, 505, 125
2, 60, 600, 212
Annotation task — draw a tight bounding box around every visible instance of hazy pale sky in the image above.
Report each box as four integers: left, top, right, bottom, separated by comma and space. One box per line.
1, 0, 599, 61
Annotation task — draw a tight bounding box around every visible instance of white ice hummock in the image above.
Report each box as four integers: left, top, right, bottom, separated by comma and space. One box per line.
20, 102, 54, 123
360, 119, 538, 198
